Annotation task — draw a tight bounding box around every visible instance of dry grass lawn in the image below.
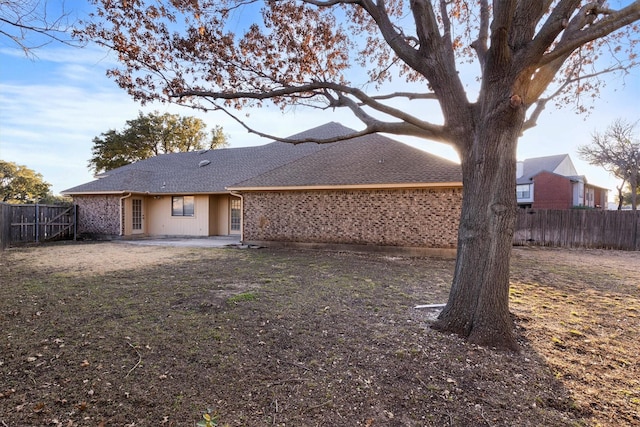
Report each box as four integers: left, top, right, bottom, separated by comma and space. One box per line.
0, 242, 638, 426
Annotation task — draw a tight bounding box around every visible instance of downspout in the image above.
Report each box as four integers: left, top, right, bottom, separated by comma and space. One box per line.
229, 191, 244, 243
119, 193, 132, 237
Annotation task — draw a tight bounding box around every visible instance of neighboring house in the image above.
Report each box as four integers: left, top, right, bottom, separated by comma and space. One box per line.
516, 154, 608, 209
63, 122, 464, 249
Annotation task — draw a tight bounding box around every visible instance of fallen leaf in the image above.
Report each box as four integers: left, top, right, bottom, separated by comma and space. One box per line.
0, 388, 16, 399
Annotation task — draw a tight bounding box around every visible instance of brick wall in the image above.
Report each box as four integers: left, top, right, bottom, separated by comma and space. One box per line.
242, 187, 462, 248
532, 172, 573, 209
74, 195, 121, 236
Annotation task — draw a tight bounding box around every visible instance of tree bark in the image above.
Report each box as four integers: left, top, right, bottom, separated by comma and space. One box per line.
432, 103, 522, 351
630, 175, 638, 211
616, 183, 625, 210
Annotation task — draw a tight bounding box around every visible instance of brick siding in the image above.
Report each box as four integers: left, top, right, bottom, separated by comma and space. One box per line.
532, 171, 573, 209
242, 187, 462, 248
74, 195, 121, 236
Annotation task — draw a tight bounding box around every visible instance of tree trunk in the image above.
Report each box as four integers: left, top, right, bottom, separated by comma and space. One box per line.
630, 175, 638, 211
616, 184, 625, 210
432, 116, 520, 351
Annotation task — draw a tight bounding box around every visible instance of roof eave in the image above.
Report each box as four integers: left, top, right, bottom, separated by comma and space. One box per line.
61, 190, 130, 196
227, 182, 464, 191
63, 190, 233, 196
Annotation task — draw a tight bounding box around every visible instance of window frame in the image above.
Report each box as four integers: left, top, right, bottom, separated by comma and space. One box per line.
132, 198, 143, 230
171, 195, 195, 217
230, 198, 241, 232
516, 184, 532, 201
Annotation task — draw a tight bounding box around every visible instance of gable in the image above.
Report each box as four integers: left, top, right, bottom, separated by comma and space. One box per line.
516, 154, 576, 185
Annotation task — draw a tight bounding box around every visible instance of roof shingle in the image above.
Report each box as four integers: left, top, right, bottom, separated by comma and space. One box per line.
63, 122, 462, 194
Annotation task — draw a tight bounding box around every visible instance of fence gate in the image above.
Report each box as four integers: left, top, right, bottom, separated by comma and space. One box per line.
9, 204, 77, 244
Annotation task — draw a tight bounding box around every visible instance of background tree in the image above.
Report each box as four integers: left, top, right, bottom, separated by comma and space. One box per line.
81, 1, 640, 350
89, 111, 229, 174
622, 185, 640, 207
579, 119, 640, 210
0, 160, 52, 204
0, 0, 76, 56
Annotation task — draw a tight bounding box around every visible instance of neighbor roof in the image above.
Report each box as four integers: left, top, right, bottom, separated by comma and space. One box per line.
63, 122, 462, 195
516, 154, 571, 185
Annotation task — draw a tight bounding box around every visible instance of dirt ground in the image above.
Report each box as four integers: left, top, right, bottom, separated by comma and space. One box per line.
0, 242, 638, 427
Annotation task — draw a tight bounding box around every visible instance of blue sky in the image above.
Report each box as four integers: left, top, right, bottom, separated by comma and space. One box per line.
1, 2, 639, 202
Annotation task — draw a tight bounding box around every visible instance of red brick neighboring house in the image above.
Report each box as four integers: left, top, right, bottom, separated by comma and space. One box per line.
516, 154, 608, 209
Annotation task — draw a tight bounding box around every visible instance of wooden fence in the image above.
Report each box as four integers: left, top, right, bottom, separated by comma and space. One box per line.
0, 203, 10, 251
514, 209, 640, 250
0, 203, 76, 249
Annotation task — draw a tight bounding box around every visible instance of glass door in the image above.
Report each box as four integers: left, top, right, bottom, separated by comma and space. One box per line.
132, 198, 144, 234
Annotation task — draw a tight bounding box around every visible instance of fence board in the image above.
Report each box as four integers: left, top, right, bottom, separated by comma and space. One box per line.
0, 203, 10, 251
514, 209, 639, 250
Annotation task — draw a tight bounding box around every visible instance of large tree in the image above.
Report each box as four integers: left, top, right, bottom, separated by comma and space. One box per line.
81, 1, 640, 350
89, 111, 229, 174
578, 119, 640, 210
0, 160, 51, 204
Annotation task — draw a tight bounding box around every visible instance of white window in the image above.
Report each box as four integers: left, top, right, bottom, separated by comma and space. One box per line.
516, 184, 531, 200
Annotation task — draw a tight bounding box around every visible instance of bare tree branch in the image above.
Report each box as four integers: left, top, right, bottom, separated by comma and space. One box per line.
358, 0, 424, 74
173, 81, 447, 142
523, 62, 632, 131
0, 0, 80, 56
206, 97, 442, 145
540, 1, 640, 67
470, 0, 490, 69
368, 92, 437, 101
301, 0, 361, 6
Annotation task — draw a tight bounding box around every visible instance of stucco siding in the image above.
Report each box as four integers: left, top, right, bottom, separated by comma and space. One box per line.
242, 187, 462, 248
146, 194, 210, 236
74, 195, 121, 236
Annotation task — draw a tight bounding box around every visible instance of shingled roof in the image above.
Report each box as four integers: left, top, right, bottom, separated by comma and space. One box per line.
516, 154, 577, 185
229, 127, 462, 189
63, 122, 462, 195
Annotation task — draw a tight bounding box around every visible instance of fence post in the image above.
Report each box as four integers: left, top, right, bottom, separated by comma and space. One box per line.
73, 204, 78, 241
35, 204, 40, 243
635, 211, 640, 251
0, 203, 9, 251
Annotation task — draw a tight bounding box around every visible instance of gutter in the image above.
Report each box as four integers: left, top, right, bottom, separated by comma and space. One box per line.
119, 193, 132, 236
229, 191, 244, 243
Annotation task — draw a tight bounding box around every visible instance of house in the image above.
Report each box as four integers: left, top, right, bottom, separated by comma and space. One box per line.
62, 122, 464, 250
516, 154, 608, 209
